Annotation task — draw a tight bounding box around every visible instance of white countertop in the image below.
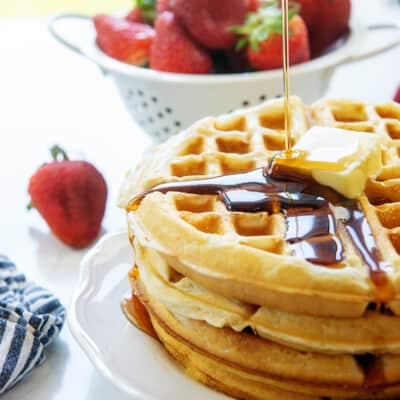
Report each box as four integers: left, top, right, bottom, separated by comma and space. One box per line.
0, 1, 399, 399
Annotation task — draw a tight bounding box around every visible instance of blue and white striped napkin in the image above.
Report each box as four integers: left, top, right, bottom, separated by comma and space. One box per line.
0, 255, 65, 394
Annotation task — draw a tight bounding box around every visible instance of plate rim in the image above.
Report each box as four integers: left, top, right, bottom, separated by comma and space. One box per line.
68, 231, 158, 400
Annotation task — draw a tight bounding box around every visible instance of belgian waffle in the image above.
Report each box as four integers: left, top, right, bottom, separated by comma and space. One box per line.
132, 268, 400, 400
133, 239, 400, 355
119, 97, 400, 400
120, 97, 400, 318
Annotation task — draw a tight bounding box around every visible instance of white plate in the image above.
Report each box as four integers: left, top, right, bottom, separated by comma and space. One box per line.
69, 232, 229, 400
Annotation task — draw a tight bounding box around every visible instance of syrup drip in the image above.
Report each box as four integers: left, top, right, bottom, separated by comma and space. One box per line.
128, 168, 306, 212
286, 207, 344, 265
354, 354, 386, 389
282, 0, 291, 154
343, 202, 393, 302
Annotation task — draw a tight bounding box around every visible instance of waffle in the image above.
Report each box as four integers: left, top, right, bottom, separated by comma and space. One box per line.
119, 97, 400, 400
132, 266, 400, 400
133, 239, 400, 355
120, 97, 400, 318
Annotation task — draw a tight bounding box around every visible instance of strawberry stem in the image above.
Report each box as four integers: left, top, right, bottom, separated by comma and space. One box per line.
50, 145, 69, 161
26, 201, 34, 211
230, 0, 299, 52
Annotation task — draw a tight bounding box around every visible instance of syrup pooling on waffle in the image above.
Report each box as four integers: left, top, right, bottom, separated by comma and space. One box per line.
127, 150, 391, 298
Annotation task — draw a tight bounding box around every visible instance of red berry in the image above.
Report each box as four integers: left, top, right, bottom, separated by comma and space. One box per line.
307, 0, 351, 55
395, 86, 400, 103
248, 15, 310, 70
126, 7, 145, 23
150, 12, 213, 74
291, 0, 317, 30
247, 0, 259, 12
157, 0, 171, 13
94, 14, 155, 65
170, 0, 247, 49
28, 146, 107, 249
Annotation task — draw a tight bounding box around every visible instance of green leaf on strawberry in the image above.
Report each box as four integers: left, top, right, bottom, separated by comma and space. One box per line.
136, 0, 157, 23
230, 0, 299, 51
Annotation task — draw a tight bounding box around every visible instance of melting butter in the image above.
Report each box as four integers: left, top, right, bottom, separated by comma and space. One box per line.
274, 126, 382, 199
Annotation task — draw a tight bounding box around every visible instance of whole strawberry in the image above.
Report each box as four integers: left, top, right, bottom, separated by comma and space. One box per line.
232, 2, 310, 70
394, 86, 400, 103
150, 12, 213, 73
28, 146, 107, 249
170, 0, 247, 49
94, 14, 155, 65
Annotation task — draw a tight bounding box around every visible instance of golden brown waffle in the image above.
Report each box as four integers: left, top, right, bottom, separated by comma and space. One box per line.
132, 269, 400, 400
120, 97, 400, 318
134, 239, 400, 355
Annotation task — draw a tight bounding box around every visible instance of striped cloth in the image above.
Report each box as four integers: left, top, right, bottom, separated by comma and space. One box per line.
0, 255, 65, 394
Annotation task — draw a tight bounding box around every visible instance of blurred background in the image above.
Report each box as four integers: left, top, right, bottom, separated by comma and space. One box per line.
0, 0, 130, 16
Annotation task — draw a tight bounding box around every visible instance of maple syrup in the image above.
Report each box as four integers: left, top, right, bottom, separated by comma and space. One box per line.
354, 354, 386, 389
282, 0, 291, 155
121, 295, 158, 338
121, 268, 158, 338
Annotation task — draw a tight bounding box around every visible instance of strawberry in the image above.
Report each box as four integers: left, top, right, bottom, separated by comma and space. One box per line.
150, 12, 213, 74
395, 86, 400, 103
232, 2, 310, 70
126, 0, 157, 25
291, 0, 316, 29
170, 0, 248, 49
156, 0, 171, 13
94, 14, 155, 66
28, 146, 107, 249
247, 0, 260, 12
126, 7, 145, 23
304, 0, 351, 55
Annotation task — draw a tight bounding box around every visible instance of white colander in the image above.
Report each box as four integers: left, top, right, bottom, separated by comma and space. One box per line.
49, 14, 400, 142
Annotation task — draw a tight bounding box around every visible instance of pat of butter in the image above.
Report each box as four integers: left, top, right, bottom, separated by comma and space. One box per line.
293, 126, 382, 199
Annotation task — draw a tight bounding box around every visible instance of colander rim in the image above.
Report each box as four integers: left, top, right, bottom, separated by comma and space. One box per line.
86, 25, 363, 83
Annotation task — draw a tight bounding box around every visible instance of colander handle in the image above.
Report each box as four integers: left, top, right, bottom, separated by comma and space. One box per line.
340, 23, 400, 65
48, 13, 107, 73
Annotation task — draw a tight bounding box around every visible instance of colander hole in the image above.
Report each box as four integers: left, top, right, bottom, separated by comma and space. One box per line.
148, 117, 154, 123
163, 127, 170, 133
242, 100, 250, 107
174, 121, 181, 127
275, 94, 282, 98
138, 90, 144, 96
142, 101, 148, 108
151, 96, 158, 103
157, 112, 164, 118
165, 107, 172, 114
259, 95, 267, 101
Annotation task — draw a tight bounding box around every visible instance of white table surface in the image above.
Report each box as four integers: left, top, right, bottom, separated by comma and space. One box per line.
0, 1, 399, 399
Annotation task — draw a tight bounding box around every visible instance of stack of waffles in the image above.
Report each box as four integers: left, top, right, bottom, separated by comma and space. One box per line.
118, 97, 400, 400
